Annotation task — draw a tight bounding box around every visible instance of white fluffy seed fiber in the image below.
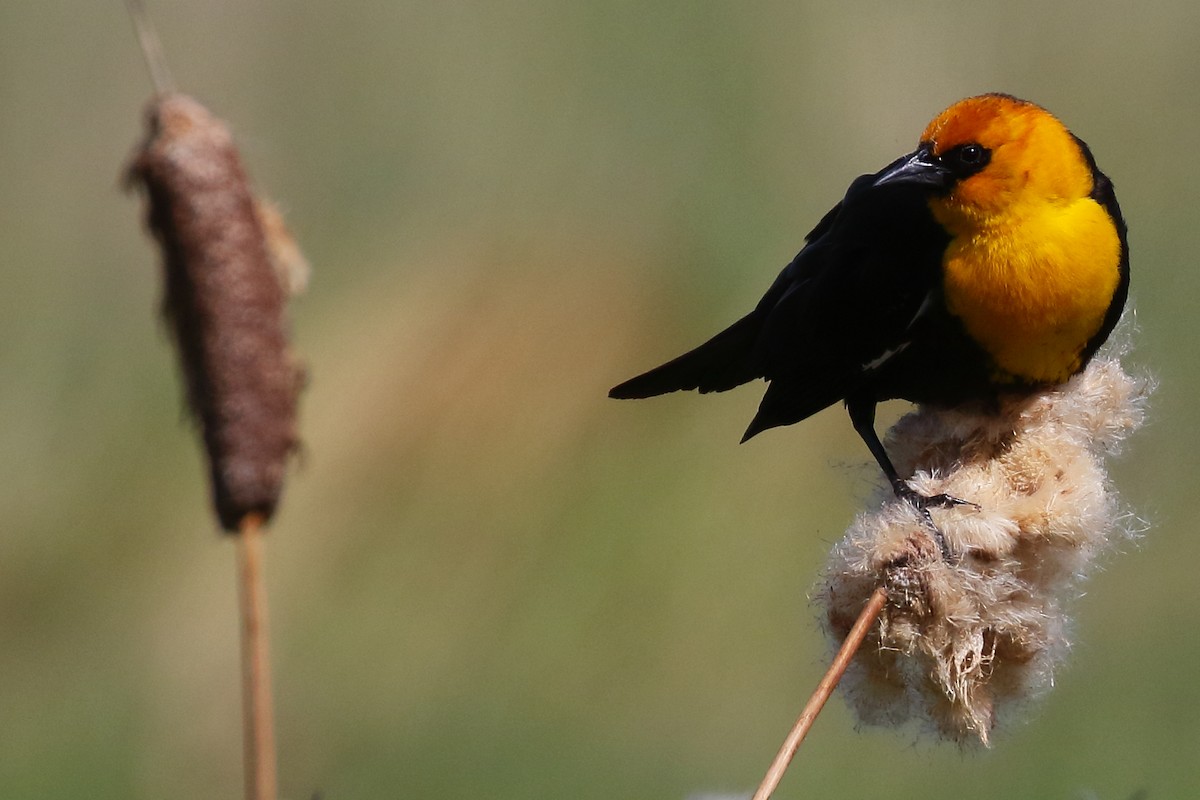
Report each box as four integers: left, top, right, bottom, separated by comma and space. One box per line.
821, 357, 1148, 745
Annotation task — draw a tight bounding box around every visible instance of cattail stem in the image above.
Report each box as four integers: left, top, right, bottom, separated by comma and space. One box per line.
236, 514, 277, 800
124, 0, 175, 95
750, 586, 887, 800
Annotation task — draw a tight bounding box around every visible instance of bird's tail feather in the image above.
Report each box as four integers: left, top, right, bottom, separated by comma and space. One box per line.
609, 312, 762, 399
740, 376, 847, 442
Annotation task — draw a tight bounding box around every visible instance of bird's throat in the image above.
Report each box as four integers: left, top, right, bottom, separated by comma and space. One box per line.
937, 197, 1122, 384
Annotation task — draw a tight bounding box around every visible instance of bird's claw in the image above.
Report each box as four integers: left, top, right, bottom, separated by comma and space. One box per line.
893, 485, 976, 562
917, 492, 980, 511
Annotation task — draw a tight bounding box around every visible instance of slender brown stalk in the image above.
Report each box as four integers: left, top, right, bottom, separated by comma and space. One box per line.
750, 586, 887, 800
124, 0, 175, 95
237, 513, 277, 800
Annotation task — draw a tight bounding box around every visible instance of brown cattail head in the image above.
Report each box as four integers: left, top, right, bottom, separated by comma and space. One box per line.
821, 357, 1147, 745
127, 93, 303, 532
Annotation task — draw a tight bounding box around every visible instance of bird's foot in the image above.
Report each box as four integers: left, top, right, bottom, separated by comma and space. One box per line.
893, 484, 978, 562
895, 485, 979, 511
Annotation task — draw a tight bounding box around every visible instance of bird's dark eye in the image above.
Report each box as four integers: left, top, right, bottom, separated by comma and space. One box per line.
946, 143, 990, 177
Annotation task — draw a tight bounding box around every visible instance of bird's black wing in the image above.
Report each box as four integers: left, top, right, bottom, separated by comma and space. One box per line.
740, 178, 950, 439
610, 174, 948, 440
607, 196, 850, 400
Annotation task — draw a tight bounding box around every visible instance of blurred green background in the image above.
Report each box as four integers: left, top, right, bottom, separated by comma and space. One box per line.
1, 1, 1197, 798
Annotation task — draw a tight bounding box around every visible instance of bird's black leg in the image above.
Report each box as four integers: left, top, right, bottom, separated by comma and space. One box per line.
845, 395, 973, 560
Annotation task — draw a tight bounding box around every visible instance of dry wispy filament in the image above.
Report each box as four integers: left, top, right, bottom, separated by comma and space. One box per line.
126, 93, 304, 532
822, 356, 1147, 745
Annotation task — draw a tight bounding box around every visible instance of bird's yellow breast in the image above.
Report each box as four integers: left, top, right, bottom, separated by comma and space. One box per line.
937, 197, 1122, 384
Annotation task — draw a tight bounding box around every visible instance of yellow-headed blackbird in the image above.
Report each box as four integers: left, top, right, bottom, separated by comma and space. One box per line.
610, 94, 1128, 510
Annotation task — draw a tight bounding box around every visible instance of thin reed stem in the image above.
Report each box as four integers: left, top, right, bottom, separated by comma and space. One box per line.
237, 514, 277, 800
750, 586, 887, 800
124, 0, 175, 95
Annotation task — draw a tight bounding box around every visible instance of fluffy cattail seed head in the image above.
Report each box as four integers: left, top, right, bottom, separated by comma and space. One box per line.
822, 356, 1147, 745
127, 93, 303, 532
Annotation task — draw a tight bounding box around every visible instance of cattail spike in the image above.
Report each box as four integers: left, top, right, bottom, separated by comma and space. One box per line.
127, 93, 303, 532
822, 356, 1147, 744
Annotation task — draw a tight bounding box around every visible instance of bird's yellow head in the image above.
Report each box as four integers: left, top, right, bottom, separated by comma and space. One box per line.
873, 94, 1124, 386
928, 94, 1098, 234
874, 94, 1097, 236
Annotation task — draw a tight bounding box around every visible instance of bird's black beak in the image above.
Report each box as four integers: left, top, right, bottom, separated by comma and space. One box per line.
872, 145, 953, 190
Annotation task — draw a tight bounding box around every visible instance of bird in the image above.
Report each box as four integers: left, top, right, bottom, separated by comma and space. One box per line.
609, 93, 1128, 515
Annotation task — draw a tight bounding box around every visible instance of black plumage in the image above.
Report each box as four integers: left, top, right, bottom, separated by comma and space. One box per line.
610, 157, 1000, 500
